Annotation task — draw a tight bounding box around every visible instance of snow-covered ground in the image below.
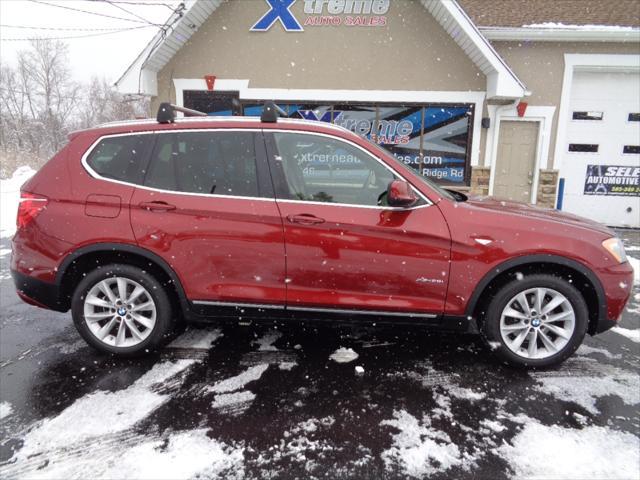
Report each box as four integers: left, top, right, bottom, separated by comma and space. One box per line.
1, 320, 638, 479
0, 166, 36, 238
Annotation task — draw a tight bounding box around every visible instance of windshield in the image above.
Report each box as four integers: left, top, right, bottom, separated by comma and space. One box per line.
361, 137, 458, 202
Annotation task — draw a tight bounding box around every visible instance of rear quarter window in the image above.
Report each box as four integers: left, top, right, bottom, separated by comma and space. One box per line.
86, 134, 150, 183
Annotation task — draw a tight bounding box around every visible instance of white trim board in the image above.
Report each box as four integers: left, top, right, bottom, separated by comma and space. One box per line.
480, 26, 640, 43
553, 54, 640, 170
487, 105, 556, 204
173, 78, 486, 167
420, 0, 525, 98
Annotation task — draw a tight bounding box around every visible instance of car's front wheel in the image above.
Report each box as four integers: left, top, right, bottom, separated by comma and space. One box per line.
481, 274, 588, 368
71, 264, 173, 355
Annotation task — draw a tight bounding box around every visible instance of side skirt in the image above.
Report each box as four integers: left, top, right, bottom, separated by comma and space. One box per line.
187, 301, 475, 332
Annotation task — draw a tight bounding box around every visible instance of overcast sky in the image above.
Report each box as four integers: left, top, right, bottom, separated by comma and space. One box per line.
0, 0, 180, 83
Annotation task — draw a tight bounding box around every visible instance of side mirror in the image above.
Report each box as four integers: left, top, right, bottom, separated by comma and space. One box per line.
387, 179, 418, 208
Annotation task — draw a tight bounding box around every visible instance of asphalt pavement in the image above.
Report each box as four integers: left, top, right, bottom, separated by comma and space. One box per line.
0, 230, 638, 479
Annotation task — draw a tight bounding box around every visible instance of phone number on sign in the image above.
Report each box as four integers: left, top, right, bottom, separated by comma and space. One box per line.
610, 186, 640, 195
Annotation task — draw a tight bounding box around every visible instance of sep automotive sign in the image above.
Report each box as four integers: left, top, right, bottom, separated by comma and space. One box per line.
584, 165, 640, 197
251, 0, 389, 31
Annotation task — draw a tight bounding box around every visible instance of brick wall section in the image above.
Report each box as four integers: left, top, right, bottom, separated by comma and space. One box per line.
469, 167, 491, 196
536, 169, 559, 208
468, 167, 558, 205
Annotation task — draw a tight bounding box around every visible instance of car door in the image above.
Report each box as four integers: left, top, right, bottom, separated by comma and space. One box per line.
265, 130, 451, 315
130, 129, 286, 312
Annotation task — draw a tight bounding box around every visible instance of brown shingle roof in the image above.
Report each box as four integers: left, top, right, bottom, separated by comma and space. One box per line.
457, 0, 640, 28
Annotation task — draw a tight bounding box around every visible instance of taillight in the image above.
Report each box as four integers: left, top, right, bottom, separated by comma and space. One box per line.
17, 192, 48, 229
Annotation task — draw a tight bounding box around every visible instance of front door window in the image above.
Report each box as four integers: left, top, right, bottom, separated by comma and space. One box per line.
272, 132, 401, 207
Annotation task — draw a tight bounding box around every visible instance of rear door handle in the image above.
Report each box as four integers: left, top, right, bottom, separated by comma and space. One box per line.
286, 214, 325, 225
139, 201, 176, 212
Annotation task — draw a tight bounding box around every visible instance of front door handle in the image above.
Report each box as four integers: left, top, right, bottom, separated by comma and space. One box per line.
139, 201, 176, 212
286, 214, 325, 225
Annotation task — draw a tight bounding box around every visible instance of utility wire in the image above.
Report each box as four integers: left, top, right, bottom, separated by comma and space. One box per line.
1, 24, 146, 31
1, 25, 154, 41
86, 0, 176, 10
97, 0, 160, 26
136, 2, 185, 91
27, 0, 154, 25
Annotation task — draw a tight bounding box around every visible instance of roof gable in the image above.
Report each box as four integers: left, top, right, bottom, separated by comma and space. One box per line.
116, 0, 525, 99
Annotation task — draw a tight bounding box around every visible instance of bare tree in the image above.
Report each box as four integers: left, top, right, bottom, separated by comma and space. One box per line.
79, 77, 148, 129
1, 39, 149, 177
1, 39, 79, 174
22, 39, 81, 153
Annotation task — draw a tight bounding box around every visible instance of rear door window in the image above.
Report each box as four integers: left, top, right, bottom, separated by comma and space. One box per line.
144, 131, 260, 197
86, 134, 150, 183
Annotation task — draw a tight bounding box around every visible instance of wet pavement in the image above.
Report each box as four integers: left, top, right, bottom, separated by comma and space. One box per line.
0, 230, 639, 479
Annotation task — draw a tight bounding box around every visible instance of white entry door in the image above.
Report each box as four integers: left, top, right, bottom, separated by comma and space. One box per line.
560, 70, 640, 228
494, 121, 539, 203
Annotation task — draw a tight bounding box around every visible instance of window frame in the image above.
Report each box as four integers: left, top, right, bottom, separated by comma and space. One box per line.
571, 111, 604, 121
142, 130, 266, 198
622, 145, 640, 155
568, 143, 599, 154
81, 129, 276, 201
263, 130, 431, 210
84, 133, 155, 185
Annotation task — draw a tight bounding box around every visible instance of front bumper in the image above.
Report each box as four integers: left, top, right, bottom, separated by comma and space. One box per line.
593, 261, 635, 334
11, 269, 66, 312
593, 317, 618, 334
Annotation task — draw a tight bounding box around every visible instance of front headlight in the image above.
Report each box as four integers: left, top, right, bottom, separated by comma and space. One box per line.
602, 237, 628, 263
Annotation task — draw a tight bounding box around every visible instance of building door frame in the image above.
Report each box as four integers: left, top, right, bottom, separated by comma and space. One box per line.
487, 105, 556, 204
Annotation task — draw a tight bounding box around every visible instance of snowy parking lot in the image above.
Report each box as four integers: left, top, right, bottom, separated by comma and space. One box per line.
0, 227, 638, 479
1, 170, 639, 479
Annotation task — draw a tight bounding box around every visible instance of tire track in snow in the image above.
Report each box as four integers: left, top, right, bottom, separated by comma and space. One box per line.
0, 430, 142, 478
0, 328, 225, 479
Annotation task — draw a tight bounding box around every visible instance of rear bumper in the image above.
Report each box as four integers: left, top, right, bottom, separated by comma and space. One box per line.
11, 269, 66, 312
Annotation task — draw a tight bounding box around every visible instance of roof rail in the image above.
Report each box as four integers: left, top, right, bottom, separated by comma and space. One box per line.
157, 103, 207, 124
261, 101, 287, 123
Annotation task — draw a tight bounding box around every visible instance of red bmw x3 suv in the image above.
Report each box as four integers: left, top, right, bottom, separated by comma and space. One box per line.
11, 103, 634, 367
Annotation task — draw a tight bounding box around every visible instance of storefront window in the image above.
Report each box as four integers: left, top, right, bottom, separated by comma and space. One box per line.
420, 106, 471, 185
184, 90, 240, 116
189, 94, 473, 186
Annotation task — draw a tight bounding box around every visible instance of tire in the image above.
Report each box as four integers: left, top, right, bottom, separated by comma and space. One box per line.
481, 274, 588, 368
71, 264, 174, 356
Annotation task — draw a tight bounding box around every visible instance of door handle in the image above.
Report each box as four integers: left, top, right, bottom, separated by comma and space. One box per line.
286, 214, 325, 225
139, 201, 176, 212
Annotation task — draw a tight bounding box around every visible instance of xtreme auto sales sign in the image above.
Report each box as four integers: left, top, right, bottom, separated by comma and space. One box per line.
584, 165, 640, 197
251, 0, 389, 31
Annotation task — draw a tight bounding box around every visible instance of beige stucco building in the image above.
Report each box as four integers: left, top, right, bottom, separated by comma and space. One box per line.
117, 0, 640, 227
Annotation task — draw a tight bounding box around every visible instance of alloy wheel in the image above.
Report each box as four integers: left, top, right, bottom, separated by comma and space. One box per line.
499, 287, 575, 359
83, 277, 157, 348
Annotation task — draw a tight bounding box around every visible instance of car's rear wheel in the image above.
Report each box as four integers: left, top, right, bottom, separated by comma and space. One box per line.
71, 264, 173, 355
481, 274, 588, 368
